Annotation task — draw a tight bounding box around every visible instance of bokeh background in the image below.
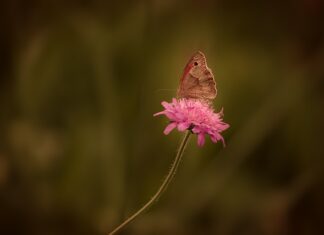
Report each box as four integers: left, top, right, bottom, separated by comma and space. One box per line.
1, 1, 324, 235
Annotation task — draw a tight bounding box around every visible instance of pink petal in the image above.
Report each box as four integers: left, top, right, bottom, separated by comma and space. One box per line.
191, 126, 200, 134
218, 123, 230, 131
224, 123, 230, 130
218, 107, 224, 117
174, 112, 185, 120
197, 133, 205, 147
210, 133, 226, 147
153, 111, 165, 117
163, 122, 177, 135
161, 101, 172, 109
177, 122, 190, 131
164, 112, 177, 120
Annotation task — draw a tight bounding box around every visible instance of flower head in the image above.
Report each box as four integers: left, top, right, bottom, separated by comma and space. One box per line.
154, 98, 229, 147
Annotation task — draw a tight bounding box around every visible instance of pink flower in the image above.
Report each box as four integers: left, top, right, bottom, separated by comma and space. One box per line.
154, 98, 230, 147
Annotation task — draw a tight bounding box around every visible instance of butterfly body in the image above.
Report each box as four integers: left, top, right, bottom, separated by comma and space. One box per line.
177, 51, 217, 101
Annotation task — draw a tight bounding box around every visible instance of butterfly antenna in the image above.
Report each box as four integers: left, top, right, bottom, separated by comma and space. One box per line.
154, 89, 176, 94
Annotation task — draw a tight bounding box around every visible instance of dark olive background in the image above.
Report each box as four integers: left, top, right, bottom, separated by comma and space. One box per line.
0, 1, 323, 235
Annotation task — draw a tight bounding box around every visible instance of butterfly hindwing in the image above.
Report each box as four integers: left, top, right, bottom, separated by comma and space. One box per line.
178, 51, 217, 100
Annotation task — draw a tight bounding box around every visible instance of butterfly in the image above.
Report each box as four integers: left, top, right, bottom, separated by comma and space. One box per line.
177, 51, 217, 101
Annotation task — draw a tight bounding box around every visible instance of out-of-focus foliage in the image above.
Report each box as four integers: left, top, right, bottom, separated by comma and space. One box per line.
0, 1, 323, 234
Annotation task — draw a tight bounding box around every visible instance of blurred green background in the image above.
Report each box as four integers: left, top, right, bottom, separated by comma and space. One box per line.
1, 1, 324, 235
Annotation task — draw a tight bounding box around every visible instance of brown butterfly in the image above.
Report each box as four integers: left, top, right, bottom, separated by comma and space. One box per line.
177, 51, 217, 101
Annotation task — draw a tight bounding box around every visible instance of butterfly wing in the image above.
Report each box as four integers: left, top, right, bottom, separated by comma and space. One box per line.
177, 51, 217, 100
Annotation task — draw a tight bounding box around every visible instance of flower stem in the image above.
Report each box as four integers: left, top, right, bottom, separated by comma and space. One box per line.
109, 131, 191, 235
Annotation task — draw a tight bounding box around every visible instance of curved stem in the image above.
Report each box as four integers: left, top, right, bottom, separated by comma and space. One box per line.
109, 131, 191, 235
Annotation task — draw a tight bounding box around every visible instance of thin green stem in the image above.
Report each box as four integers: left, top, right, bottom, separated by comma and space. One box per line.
109, 131, 191, 235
